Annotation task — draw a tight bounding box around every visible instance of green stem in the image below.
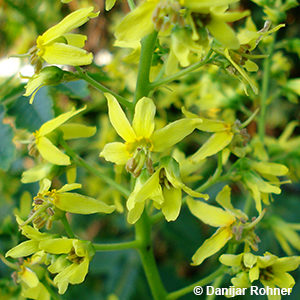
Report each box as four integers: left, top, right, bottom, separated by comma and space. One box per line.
135, 210, 167, 300
42, 279, 62, 300
205, 275, 224, 300
0, 253, 18, 270
75, 67, 133, 110
133, 31, 158, 105
60, 140, 130, 197
127, 0, 136, 10
258, 34, 277, 142
166, 266, 227, 300
93, 240, 139, 251
150, 49, 213, 89
61, 214, 75, 238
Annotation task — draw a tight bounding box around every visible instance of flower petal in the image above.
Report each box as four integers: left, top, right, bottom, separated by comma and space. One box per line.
115, 1, 156, 42
152, 118, 202, 152
6, 240, 39, 258
42, 43, 93, 66
60, 123, 96, 140
63, 33, 87, 48
20, 267, 39, 288
100, 142, 131, 165
105, 93, 136, 142
191, 227, 233, 265
54, 192, 115, 214
219, 253, 243, 266
127, 201, 145, 224
41, 7, 98, 44
187, 197, 236, 227
190, 131, 233, 162
57, 183, 82, 193
161, 187, 182, 222
36, 136, 71, 165
132, 97, 156, 138
39, 106, 86, 136
39, 238, 74, 254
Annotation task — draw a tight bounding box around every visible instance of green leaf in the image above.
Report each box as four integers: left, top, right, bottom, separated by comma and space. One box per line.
8, 87, 54, 131
55, 80, 90, 99
0, 105, 16, 171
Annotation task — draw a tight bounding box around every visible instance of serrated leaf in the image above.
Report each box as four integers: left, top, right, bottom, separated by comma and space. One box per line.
0, 105, 16, 171
8, 87, 53, 131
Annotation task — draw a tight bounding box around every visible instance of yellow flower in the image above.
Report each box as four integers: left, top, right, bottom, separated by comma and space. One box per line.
39, 238, 94, 294
30, 7, 98, 70
220, 251, 300, 298
187, 185, 263, 265
28, 178, 115, 229
242, 159, 289, 213
24, 66, 65, 104
126, 157, 209, 224
31, 106, 96, 166
100, 94, 202, 176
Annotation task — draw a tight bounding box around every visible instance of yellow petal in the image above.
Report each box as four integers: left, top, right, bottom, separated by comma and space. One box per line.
63, 33, 87, 48
216, 185, 248, 220
42, 43, 93, 66
105, 93, 136, 142
6, 240, 39, 258
207, 19, 240, 49
21, 163, 53, 183
132, 97, 156, 138
115, 1, 157, 42
243, 252, 257, 268
249, 265, 260, 282
69, 257, 89, 284
191, 227, 233, 265
39, 238, 74, 254
127, 201, 145, 224
106, 0, 117, 11
219, 253, 243, 266
39, 106, 86, 136
54, 192, 115, 214
36, 136, 71, 165
152, 118, 202, 152
60, 123, 96, 140
187, 197, 236, 227
20, 267, 39, 288
41, 7, 99, 44
251, 161, 289, 176
100, 142, 131, 165
57, 183, 82, 193
161, 187, 182, 222
190, 131, 233, 162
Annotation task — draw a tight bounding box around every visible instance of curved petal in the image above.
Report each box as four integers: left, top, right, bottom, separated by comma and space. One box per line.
127, 201, 145, 224
132, 97, 156, 138
105, 93, 136, 142
60, 123, 96, 140
191, 227, 233, 265
63, 33, 87, 48
36, 136, 71, 165
190, 131, 233, 163
161, 187, 182, 221
187, 197, 236, 227
6, 240, 39, 258
57, 183, 82, 193
207, 19, 240, 49
41, 7, 98, 44
152, 118, 202, 152
115, 1, 156, 42
39, 106, 86, 136
100, 142, 131, 165
69, 257, 89, 284
54, 192, 115, 214
39, 238, 74, 254
20, 267, 39, 288
42, 43, 93, 66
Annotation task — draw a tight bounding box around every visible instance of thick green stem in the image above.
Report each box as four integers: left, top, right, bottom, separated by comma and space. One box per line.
258, 34, 277, 142
135, 210, 167, 300
150, 49, 213, 89
166, 266, 227, 300
61, 214, 75, 238
93, 240, 139, 251
75, 67, 133, 110
127, 0, 136, 10
60, 140, 130, 197
133, 31, 158, 105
